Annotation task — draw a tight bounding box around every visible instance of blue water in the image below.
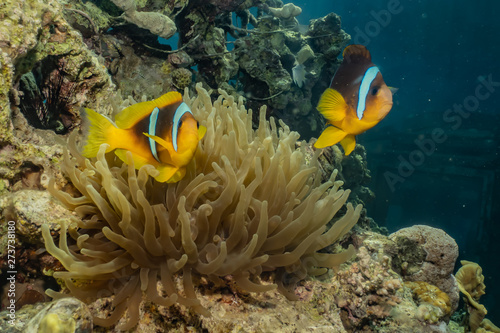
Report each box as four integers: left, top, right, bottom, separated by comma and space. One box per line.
287, 0, 500, 323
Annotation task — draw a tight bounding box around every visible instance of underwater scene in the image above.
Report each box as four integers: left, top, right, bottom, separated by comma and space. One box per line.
0, 0, 498, 332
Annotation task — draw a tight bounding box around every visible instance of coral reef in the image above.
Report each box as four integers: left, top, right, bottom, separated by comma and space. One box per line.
0, 0, 115, 186
268, 3, 302, 20
230, 11, 350, 139
389, 225, 460, 314
332, 245, 404, 330
332, 231, 455, 332
41, 84, 362, 330
62, 0, 349, 139
0, 190, 78, 253
171, 67, 193, 90
302, 143, 375, 208
2, 280, 353, 332
111, 0, 177, 40
0, 297, 92, 332
0, 1, 487, 332
405, 281, 451, 321
18, 60, 78, 134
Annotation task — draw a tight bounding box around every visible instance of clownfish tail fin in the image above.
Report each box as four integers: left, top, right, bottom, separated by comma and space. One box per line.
81, 108, 119, 158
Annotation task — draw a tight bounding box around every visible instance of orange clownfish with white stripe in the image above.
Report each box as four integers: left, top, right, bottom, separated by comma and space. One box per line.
82, 91, 206, 183
314, 45, 395, 155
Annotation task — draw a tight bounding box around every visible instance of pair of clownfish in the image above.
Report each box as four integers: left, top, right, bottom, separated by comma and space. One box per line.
82, 91, 206, 183
82, 45, 393, 183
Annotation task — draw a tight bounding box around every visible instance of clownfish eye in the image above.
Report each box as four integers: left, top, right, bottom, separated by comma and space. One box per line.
371, 87, 379, 96
178, 120, 183, 128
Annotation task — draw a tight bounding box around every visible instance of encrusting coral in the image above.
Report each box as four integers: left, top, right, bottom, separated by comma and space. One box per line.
41, 83, 362, 329
404, 281, 451, 321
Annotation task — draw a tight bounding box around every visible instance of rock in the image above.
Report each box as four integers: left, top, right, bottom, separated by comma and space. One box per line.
85, 278, 348, 333
0, 297, 92, 333
0, 190, 78, 247
389, 225, 460, 314
0, 0, 115, 184
268, 3, 302, 19
125, 11, 177, 40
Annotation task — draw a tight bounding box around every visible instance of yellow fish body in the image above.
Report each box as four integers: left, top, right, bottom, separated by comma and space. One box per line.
314, 45, 394, 155
82, 91, 206, 183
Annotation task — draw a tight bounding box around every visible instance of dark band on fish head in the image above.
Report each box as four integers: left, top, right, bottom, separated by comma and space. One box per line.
172, 102, 193, 152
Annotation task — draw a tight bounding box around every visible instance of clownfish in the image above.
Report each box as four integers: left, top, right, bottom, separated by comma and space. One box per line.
82, 91, 206, 183
314, 45, 395, 155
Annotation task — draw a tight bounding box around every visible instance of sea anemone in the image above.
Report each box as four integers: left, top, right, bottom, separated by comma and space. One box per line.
42, 83, 361, 329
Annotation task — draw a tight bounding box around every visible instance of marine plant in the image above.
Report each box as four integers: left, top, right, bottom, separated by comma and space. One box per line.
41, 84, 361, 329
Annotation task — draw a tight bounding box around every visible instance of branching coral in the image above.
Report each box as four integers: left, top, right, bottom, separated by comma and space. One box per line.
41, 83, 361, 330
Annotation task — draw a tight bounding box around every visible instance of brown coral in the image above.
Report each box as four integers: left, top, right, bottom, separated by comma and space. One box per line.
455, 260, 488, 332
172, 68, 193, 90
41, 84, 361, 330
456, 260, 486, 302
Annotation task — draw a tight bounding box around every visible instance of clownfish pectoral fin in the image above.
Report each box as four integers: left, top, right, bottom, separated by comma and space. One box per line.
114, 149, 155, 170
314, 126, 348, 149
198, 125, 207, 140
389, 86, 399, 95
317, 88, 348, 123
340, 134, 356, 155
143, 133, 171, 150
154, 164, 184, 183
82, 108, 119, 158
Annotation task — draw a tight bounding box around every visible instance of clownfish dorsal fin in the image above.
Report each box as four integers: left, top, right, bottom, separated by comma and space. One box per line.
343, 44, 372, 63
152, 91, 183, 108
115, 100, 157, 129
114, 91, 183, 129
